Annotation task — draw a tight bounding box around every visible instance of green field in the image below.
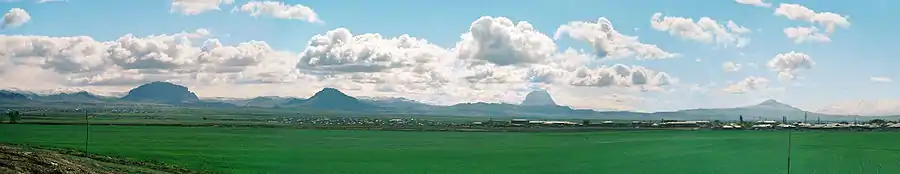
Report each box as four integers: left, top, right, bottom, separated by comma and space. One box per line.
1, 124, 898, 174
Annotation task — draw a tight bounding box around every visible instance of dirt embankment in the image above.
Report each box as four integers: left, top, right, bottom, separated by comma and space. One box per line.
0, 144, 200, 174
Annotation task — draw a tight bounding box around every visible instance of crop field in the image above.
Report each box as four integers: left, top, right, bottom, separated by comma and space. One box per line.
1, 124, 899, 174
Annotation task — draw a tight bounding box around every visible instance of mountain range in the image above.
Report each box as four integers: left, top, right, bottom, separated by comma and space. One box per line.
1, 81, 897, 121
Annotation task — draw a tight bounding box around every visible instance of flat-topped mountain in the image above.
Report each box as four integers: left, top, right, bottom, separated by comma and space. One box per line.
120, 82, 200, 104
520, 90, 558, 106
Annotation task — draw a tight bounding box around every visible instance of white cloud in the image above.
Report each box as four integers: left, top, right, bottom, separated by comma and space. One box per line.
294, 27, 459, 95
296, 28, 451, 74
463, 64, 529, 84
871, 77, 893, 83
2, 8, 30, 28
568, 64, 672, 89
0, 28, 299, 86
650, 13, 751, 48
767, 51, 814, 81
774, 3, 849, 43
0, 35, 110, 74
171, 0, 234, 15
783, 26, 831, 44
735, 0, 771, 7
723, 76, 768, 94
723, 61, 742, 72
456, 16, 557, 66
555, 17, 676, 60
774, 4, 850, 33
235, 1, 320, 23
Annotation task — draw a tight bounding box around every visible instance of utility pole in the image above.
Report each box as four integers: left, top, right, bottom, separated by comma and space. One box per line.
85, 109, 89, 152
803, 112, 808, 123
787, 127, 792, 174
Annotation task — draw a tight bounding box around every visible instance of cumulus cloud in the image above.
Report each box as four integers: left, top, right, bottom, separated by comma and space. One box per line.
463, 64, 528, 84
774, 3, 850, 43
735, 0, 771, 7
296, 28, 451, 74
235, 1, 320, 23
783, 26, 831, 44
293, 27, 457, 94
723, 62, 742, 72
0, 35, 109, 73
650, 13, 751, 48
870, 77, 892, 83
774, 4, 850, 33
2, 8, 30, 28
767, 51, 814, 81
0, 28, 299, 86
68, 69, 148, 86
555, 17, 676, 60
568, 64, 672, 89
171, 0, 234, 15
723, 76, 768, 94
456, 16, 557, 66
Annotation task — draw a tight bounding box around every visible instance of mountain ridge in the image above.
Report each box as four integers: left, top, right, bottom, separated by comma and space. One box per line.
283, 88, 377, 111
2, 84, 896, 121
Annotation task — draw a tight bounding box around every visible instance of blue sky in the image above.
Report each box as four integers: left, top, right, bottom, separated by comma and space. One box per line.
1, 0, 897, 114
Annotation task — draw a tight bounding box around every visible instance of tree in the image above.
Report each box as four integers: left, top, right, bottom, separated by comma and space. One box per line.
869, 119, 887, 125
582, 120, 590, 126
8, 111, 20, 124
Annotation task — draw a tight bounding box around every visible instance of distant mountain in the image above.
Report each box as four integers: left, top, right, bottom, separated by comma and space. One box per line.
120, 82, 200, 104
241, 96, 298, 108
741, 99, 800, 111
0, 90, 30, 103
181, 101, 238, 108
6, 83, 898, 121
282, 98, 308, 106
652, 99, 850, 121
435, 102, 594, 118
36, 91, 104, 103
520, 90, 557, 106
284, 88, 376, 111
360, 97, 434, 110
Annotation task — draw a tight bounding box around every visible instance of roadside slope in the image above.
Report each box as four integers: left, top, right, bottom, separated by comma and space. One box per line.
0, 144, 201, 174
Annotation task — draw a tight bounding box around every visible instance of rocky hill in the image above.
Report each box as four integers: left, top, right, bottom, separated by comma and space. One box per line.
284, 88, 376, 111
120, 82, 200, 104
520, 90, 557, 106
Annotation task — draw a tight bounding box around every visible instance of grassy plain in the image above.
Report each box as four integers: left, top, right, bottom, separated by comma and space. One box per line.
1, 124, 899, 174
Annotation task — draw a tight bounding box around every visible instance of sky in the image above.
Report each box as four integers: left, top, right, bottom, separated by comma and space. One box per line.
0, 0, 898, 115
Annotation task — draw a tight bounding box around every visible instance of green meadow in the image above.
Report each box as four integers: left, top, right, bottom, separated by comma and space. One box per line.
2, 124, 898, 174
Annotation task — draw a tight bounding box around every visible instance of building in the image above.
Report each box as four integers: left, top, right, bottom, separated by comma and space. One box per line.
510, 119, 529, 125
